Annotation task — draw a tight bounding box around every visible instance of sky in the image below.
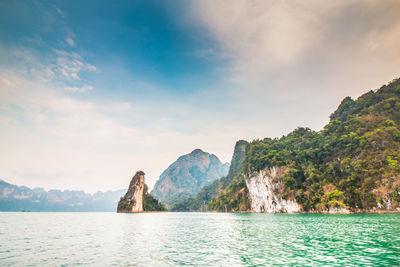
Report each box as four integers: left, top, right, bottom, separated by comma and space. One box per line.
1, 0, 400, 193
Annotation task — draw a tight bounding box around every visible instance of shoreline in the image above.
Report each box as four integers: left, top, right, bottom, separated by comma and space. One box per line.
167, 209, 400, 214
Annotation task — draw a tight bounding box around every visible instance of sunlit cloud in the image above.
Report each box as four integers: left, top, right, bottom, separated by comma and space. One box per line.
54, 50, 96, 80
64, 85, 93, 92
0, 76, 16, 87
54, 5, 64, 17
65, 37, 76, 47
188, 0, 400, 93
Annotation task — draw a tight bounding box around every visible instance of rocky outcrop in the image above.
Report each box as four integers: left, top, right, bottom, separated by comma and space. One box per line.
151, 149, 229, 207
117, 171, 145, 212
245, 167, 300, 213
117, 171, 167, 212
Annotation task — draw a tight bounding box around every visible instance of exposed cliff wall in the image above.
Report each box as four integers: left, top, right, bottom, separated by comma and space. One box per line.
117, 171, 145, 212
244, 166, 399, 213
117, 171, 167, 212
245, 167, 300, 213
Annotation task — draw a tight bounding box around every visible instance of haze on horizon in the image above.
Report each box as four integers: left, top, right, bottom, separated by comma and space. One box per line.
1, 0, 400, 193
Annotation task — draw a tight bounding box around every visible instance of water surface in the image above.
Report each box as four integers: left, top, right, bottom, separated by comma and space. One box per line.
0, 212, 399, 266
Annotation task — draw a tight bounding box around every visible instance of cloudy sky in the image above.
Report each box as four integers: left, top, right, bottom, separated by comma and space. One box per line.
1, 0, 400, 193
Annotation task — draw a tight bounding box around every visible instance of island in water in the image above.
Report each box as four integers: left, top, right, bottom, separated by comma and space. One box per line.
117, 171, 167, 212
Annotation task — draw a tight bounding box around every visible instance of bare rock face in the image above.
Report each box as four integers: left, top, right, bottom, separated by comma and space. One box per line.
245, 167, 300, 213
117, 171, 145, 212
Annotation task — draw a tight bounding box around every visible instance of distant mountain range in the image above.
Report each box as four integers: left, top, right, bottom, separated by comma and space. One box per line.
0, 179, 125, 211
151, 149, 229, 207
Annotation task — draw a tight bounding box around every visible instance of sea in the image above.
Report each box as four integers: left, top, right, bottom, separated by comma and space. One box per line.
0, 212, 399, 266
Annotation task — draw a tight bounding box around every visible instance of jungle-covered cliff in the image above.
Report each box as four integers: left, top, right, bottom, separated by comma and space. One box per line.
173, 78, 400, 213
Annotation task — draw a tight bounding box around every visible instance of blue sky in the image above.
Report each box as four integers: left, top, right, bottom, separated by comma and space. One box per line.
1, 1, 221, 94
1, 0, 400, 192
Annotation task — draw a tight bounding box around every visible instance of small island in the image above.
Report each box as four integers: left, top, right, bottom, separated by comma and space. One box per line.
117, 171, 167, 213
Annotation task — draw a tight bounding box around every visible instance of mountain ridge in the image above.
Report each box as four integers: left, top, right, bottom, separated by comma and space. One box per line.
151, 148, 229, 207
0, 179, 125, 211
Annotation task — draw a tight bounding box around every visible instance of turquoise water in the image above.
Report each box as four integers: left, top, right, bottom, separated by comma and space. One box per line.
0, 212, 399, 266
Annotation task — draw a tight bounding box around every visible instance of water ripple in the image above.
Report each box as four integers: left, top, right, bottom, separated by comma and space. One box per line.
0, 212, 399, 266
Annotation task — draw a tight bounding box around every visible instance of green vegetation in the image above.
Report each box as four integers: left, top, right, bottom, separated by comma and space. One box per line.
170, 140, 250, 212
116, 196, 133, 211
207, 173, 251, 212
143, 185, 168, 211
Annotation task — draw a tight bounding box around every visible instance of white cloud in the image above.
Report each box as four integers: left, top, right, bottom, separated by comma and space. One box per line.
189, 1, 331, 79
188, 0, 400, 94
64, 85, 93, 92
54, 6, 64, 17
54, 50, 96, 80
0, 75, 144, 192
65, 37, 76, 47
0, 76, 16, 87
183, 0, 400, 139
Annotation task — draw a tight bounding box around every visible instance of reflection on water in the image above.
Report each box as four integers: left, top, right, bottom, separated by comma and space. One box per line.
0, 212, 399, 266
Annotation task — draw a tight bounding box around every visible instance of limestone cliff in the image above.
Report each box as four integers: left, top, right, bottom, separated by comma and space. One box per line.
117, 171, 167, 212
240, 79, 400, 213
117, 171, 145, 212
245, 167, 300, 213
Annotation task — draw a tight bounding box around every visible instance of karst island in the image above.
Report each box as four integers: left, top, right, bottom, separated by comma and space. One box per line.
117, 171, 167, 212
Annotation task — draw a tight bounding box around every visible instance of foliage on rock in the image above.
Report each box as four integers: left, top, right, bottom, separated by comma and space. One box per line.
143, 184, 167, 211
118, 171, 167, 212
243, 78, 400, 211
